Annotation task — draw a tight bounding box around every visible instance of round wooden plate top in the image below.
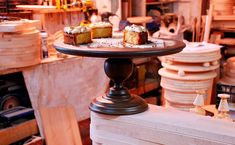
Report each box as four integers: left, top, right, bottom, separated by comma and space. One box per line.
54, 38, 185, 58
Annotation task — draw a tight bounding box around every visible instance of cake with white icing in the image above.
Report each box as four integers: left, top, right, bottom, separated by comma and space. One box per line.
123, 24, 148, 45
90, 22, 112, 39
63, 26, 91, 45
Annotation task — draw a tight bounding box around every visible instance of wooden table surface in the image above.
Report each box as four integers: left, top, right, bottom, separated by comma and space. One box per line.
54, 38, 185, 58
127, 16, 153, 24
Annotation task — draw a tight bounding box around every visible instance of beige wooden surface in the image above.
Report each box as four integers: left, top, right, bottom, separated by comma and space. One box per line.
40, 106, 82, 145
0, 119, 38, 145
91, 105, 235, 145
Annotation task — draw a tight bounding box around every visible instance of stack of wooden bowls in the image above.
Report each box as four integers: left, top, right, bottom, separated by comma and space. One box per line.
159, 42, 221, 111
0, 20, 41, 68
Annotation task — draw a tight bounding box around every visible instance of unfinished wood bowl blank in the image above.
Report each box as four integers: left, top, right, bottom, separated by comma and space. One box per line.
159, 68, 215, 92
161, 61, 220, 72
0, 28, 41, 68
164, 89, 197, 104
159, 42, 221, 63
159, 68, 215, 110
165, 101, 194, 111
159, 42, 221, 111
159, 68, 217, 81
164, 89, 212, 111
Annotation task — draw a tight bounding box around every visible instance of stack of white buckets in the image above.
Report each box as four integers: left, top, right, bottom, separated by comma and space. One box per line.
159, 42, 221, 111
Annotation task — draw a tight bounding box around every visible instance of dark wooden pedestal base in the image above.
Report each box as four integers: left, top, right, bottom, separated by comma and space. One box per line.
89, 58, 148, 115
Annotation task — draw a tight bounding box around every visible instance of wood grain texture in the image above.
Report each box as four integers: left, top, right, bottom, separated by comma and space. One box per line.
40, 106, 82, 145
90, 105, 235, 145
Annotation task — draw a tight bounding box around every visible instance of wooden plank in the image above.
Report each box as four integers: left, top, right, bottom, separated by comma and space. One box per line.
40, 106, 82, 145
0, 119, 38, 145
195, 0, 202, 42
200, 16, 206, 42
203, 4, 214, 42
192, 17, 197, 42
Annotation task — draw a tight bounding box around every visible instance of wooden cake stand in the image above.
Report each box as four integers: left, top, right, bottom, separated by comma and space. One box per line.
54, 38, 185, 115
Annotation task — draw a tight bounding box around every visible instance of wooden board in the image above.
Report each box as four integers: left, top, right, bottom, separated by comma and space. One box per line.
0, 20, 40, 32
0, 119, 38, 145
40, 106, 82, 145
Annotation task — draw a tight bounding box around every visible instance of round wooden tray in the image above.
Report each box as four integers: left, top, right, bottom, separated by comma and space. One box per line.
54, 38, 185, 58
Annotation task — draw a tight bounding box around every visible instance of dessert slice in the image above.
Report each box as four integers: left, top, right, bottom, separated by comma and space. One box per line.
63, 26, 91, 45
123, 24, 148, 45
90, 22, 112, 38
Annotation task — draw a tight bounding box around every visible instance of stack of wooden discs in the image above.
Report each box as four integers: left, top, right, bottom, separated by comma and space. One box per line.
159, 42, 221, 111
0, 19, 41, 68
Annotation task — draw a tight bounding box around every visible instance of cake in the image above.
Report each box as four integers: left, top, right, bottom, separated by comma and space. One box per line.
63, 26, 92, 45
90, 22, 112, 38
123, 24, 148, 45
